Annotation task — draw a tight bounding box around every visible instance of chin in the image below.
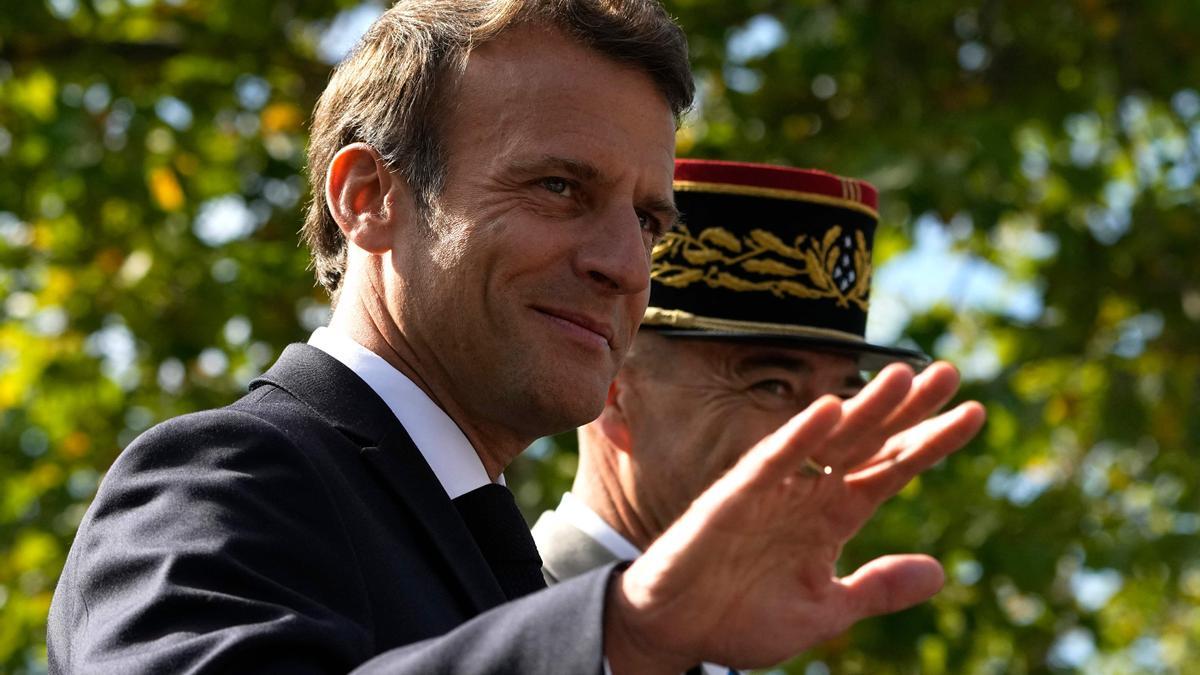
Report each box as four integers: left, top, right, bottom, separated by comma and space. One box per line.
527, 375, 609, 436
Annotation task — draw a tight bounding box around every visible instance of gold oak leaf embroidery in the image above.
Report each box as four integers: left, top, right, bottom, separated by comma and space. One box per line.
651, 223, 871, 310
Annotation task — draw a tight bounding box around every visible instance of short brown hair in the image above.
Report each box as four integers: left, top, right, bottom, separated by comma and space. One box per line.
303, 0, 694, 299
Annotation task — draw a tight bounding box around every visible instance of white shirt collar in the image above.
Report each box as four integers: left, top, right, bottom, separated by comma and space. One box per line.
555, 492, 642, 561
307, 326, 501, 500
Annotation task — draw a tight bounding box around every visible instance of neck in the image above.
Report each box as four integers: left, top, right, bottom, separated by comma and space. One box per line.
329, 264, 530, 481
572, 426, 657, 551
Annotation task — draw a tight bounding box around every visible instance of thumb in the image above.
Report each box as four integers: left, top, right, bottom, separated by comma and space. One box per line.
838, 554, 945, 619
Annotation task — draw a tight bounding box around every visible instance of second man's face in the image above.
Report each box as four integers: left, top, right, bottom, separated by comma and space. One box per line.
390, 25, 678, 439
619, 334, 866, 542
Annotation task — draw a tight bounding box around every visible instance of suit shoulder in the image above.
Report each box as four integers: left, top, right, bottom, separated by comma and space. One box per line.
51, 399, 374, 672
89, 387, 349, 532
106, 401, 305, 481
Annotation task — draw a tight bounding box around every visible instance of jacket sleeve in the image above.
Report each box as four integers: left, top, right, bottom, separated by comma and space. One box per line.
353, 564, 615, 675
47, 408, 611, 675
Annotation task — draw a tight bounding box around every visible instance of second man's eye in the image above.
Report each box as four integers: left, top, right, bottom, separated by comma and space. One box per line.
751, 379, 794, 398
540, 177, 571, 196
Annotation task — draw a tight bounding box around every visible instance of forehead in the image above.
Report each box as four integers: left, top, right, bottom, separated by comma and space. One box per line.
647, 335, 861, 377
444, 24, 676, 183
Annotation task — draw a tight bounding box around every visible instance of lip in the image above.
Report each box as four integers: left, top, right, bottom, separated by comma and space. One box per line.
532, 306, 614, 350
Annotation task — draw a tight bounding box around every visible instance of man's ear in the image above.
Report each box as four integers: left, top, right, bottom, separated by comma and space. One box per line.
325, 142, 412, 254
596, 377, 634, 453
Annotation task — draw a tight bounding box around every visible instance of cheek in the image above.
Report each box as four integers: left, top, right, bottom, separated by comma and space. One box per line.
703, 435, 750, 481
708, 416, 790, 475
433, 228, 513, 300
660, 422, 740, 488
619, 292, 650, 336
489, 226, 578, 291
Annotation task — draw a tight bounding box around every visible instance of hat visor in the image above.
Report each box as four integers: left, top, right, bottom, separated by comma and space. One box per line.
646, 328, 931, 372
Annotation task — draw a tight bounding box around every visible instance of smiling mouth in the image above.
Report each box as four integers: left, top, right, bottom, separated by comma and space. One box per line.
532, 307, 613, 350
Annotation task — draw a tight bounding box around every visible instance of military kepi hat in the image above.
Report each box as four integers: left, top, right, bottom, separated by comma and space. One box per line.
644, 159, 930, 370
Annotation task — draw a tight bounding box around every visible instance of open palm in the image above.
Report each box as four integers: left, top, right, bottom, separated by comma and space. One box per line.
610, 362, 987, 672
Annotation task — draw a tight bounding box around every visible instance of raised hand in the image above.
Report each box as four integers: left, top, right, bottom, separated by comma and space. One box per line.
604, 362, 986, 674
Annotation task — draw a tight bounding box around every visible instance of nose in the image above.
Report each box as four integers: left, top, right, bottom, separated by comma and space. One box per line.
574, 202, 652, 295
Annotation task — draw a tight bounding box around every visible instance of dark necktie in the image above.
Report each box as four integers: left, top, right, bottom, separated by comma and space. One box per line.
452, 483, 547, 601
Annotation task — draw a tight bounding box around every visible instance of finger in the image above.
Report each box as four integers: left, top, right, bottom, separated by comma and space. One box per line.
838, 554, 945, 620
731, 396, 843, 490
814, 364, 913, 466
848, 401, 986, 501
842, 363, 914, 423
816, 362, 961, 471
879, 361, 962, 432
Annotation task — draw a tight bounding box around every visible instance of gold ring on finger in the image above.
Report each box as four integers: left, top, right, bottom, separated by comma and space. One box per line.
800, 458, 833, 478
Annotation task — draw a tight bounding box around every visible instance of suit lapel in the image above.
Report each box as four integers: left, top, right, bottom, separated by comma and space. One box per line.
251, 344, 506, 614
360, 436, 507, 614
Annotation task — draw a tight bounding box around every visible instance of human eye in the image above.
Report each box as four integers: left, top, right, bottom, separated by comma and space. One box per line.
637, 210, 665, 240
750, 379, 794, 398
539, 177, 573, 196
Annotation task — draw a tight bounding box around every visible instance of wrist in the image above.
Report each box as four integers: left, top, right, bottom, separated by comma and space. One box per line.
603, 570, 692, 675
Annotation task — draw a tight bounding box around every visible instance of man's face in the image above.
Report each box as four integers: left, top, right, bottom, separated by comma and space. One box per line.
617, 333, 866, 540
390, 26, 677, 438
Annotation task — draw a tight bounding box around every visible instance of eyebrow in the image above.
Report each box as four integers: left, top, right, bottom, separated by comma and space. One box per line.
510, 154, 600, 182
641, 195, 681, 230
737, 354, 814, 375
509, 154, 679, 228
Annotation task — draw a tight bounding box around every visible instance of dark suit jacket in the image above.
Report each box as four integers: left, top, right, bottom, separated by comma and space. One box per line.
48, 344, 615, 674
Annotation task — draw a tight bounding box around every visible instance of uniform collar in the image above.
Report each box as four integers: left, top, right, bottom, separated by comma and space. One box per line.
554, 492, 642, 561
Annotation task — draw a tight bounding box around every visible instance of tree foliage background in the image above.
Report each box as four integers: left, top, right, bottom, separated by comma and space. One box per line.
1, 0, 1198, 673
